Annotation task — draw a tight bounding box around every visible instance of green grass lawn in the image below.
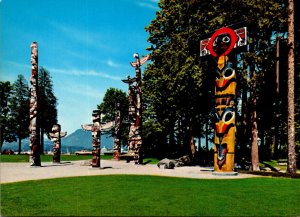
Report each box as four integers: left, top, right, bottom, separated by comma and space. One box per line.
1, 175, 299, 216
0, 154, 109, 162
0, 154, 159, 164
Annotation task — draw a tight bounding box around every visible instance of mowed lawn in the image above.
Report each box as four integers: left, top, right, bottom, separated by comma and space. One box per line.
0, 154, 112, 162
1, 175, 299, 216
0, 154, 159, 164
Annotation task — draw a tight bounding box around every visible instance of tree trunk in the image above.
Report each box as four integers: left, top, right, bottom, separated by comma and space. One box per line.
239, 58, 249, 160
251, 103, 260, 171
274, 35, 280, 159
250, 66, 260, 171
287, 0, 297, 175
205, 117, 209, 152
241, 77, 248, 159
0, 126, 3, 152
18, 137, 21, 154
189, 126, 196, 160
40, 127, 44, 155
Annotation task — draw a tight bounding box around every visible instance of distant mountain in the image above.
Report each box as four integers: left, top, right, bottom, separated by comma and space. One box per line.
62, 129, 114, 151
2, 129, 114, 153
2, 138, 52, 153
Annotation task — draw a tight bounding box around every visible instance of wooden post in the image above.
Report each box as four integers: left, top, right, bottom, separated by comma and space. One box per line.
113, 103, 121, 160
29, 42, 41, 166
122, 76, 137, 161
129, 54, 149, 164
82, 110, 101, 168
49, 124, 67, 163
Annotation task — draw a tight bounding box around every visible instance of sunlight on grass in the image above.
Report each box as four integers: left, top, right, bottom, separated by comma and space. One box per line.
1, 175, 299, 216
0, 154, 116, 162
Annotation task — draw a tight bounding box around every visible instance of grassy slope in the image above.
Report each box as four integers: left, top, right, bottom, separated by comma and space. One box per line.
1, 175, 300, 216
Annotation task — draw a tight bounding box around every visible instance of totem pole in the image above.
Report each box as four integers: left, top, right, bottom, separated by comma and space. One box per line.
29, 42, 41, 166
200, 27, 247, 173
122, 54, 149, 164
122, 76, 137, 159
113, 103, 121, 160
82, 110, 101, 168
49, 124, 67, 163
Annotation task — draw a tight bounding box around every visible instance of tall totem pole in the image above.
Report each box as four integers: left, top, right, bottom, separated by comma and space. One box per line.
200, 27, 247, 173
122, 76, 137, 161
122, 54, 149, 164
82, 110, 101, 168
49, 124, 67, 163
29, 42, 41, 166
113, 103, 121, 160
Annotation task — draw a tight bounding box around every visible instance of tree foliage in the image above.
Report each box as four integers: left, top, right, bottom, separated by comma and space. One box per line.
38, 67, 58, 153
0, 81, 15, 150
97, 88, 128, 146
143, 0, 298, 165
1, 70, 58, 154
9, 74, 30, 154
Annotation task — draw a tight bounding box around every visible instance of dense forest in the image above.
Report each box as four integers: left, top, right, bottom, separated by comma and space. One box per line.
141, 0, 299, 169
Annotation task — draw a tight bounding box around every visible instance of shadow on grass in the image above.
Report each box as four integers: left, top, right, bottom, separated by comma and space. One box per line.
142, 160, 152, 165
100, 166, 113, 170
30, 162, 74, 167
261, 162, 280, 172
239, 170, 300, 178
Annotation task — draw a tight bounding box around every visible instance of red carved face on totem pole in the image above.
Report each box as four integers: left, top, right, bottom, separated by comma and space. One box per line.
207, 27, 238, 57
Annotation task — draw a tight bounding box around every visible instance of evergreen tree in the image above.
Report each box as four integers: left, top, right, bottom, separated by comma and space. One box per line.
144, 0, 291, 165
97, 88, 128, 145
9, 75, 30, 154
0, 81, 15, 150
144, 0, 206, 158
38, 67, 58, 154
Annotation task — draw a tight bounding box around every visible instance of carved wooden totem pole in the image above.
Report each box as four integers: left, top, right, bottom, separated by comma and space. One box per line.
200, 27, 247, 173
122, 76, 137, 160
29, 42, 41, 166
82, 110, 101, 168
49, 124, 67, 163
122, 54, 149, 164
113, 103, 121, 160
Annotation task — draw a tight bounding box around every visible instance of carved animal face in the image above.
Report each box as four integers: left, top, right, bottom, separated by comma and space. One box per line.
212, 33, 231, 56
216, 143, 228, 167
215, 107, 235, 137
215, 107, 235, 168
216, 66, 236, 90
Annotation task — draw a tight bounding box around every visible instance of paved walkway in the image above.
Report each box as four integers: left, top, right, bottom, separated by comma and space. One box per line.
0, 160, 259, 183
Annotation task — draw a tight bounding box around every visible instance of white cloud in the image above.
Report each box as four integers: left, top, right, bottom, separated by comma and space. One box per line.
63, 83, 104, 99
49, 67, 122, 81
0, 60, 31, 82
49, 22, 111, 50
106, 59, 128, 68
2, 60, 30, 70
137, 0, 159, 10
107, 60, 119, 68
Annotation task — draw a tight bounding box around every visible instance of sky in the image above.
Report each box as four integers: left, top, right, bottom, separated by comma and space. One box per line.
0, 0, 158, 135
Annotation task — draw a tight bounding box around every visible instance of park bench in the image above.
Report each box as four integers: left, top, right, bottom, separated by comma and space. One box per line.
120, 153, 135, 163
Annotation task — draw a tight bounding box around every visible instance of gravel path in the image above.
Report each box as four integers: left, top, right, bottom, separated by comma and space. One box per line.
1, 160, 259, 183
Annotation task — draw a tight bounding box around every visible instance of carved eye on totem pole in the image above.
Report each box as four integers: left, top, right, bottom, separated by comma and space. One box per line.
216, 66, 236, 91
215, 107, 235, 168
215, 107, 235, 142
52, 124, 60, 132
212, 33, 231, 56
